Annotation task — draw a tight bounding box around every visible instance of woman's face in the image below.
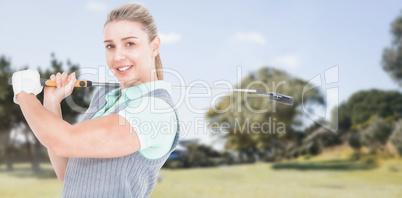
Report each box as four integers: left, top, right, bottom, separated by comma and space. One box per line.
103, 20, 160, 89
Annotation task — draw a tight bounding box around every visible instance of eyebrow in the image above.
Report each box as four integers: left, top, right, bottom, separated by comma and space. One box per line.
103, 36, 139, 43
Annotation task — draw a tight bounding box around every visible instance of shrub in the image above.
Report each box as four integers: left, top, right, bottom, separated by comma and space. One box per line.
361, 117, 393, 154
359, 155, 380, 167
390, 119, 402, 156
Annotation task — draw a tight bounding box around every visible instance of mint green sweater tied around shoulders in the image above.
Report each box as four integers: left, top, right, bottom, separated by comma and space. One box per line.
62, 81, 180, 198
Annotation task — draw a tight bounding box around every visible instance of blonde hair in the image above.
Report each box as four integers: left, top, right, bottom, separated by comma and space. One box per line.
105, 3, 163, 80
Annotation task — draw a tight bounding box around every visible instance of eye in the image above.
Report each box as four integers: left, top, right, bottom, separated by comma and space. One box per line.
105, 45, 114, 49
126, 42, 135, 47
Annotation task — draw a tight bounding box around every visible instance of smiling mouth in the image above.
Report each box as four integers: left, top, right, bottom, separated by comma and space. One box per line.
116, 65, 133, 72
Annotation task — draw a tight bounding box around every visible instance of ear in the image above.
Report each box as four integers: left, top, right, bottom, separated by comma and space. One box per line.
151, 35, 161, 58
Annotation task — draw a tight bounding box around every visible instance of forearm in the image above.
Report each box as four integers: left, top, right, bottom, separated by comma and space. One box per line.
17, 91, 71, 150
48, 148, 68, 181
43, 97, 69, 182
43, 97, 62, 119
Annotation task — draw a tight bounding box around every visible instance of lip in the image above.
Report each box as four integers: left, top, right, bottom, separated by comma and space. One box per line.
115, 65, 133, 74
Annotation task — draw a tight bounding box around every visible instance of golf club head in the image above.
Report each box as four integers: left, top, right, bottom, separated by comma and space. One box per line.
256, 90, 294, 106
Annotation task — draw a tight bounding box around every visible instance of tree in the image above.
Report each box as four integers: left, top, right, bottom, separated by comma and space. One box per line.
382, 11, 402, 85
302, 126, 342, 156
381, 11, 402, 157
390, 119, 402, 156
360, 117, 394, 154
184, 143, 214, 167
337, 89, 402, 132
30, 53, 95, 172
205, 67, 324, 162
38, 53, 94, 124
338, 89, 402, 154
348, 131, 362, 151
337, 103, 352, 133
0, 56, 25, 171
0, 53, 94, 172
165, 142, 228, 168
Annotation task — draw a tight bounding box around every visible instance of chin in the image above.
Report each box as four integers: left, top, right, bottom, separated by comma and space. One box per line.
121, 77, 141, 85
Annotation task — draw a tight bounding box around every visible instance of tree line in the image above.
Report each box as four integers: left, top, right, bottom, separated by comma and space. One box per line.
165, 11, 402, 169
0, 53, 94, 172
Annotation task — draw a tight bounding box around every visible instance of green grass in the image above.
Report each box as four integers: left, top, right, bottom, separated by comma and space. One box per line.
1, 161, 402, 198
152, 162, 402, 198
0, 163, 63, 198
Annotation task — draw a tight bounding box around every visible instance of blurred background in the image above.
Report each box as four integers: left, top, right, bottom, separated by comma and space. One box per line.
1, 0, 402, 197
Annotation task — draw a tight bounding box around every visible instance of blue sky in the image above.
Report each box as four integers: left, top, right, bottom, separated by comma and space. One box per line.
1, 0, 401, 147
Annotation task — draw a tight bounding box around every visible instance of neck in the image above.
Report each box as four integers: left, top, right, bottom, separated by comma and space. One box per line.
120, 71, 158, 90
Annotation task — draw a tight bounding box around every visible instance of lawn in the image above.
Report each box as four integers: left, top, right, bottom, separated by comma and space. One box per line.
0, 163, 63, 198
1, 159, 401, 198
152, 161, 402, 198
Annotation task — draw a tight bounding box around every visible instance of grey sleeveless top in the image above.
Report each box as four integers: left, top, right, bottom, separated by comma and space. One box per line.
62, 85, 180, 198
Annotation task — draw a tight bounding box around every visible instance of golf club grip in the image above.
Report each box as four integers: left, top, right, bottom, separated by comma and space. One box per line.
8, 78, 92, 87
45, 80, 92, 87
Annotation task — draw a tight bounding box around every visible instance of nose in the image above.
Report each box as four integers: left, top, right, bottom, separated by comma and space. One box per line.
113, 47, 126, 61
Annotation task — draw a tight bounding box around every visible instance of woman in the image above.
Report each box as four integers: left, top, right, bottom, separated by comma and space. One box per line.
12, 3, 179, 198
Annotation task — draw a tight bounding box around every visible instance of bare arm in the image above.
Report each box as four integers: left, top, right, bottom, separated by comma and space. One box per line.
16, 70, 140, 161
16, 91, 141, 158
44, 98, 68, 182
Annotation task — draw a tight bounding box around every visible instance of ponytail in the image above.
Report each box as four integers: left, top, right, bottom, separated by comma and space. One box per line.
155, 54, 163, 80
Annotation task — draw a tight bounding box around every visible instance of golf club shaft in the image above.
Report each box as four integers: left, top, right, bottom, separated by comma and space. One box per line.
8, 78, 294, 105
8, 78, 104, 87
9, 78, 261, 91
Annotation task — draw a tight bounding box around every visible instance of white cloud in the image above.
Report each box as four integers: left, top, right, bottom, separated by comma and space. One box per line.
159, 32, 181, 44
86, 1, 107, 12
232, 32, 266, 45
271, 54, 302, 69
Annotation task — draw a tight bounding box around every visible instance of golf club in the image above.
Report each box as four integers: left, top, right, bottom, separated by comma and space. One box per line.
8, 78, 294, 106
